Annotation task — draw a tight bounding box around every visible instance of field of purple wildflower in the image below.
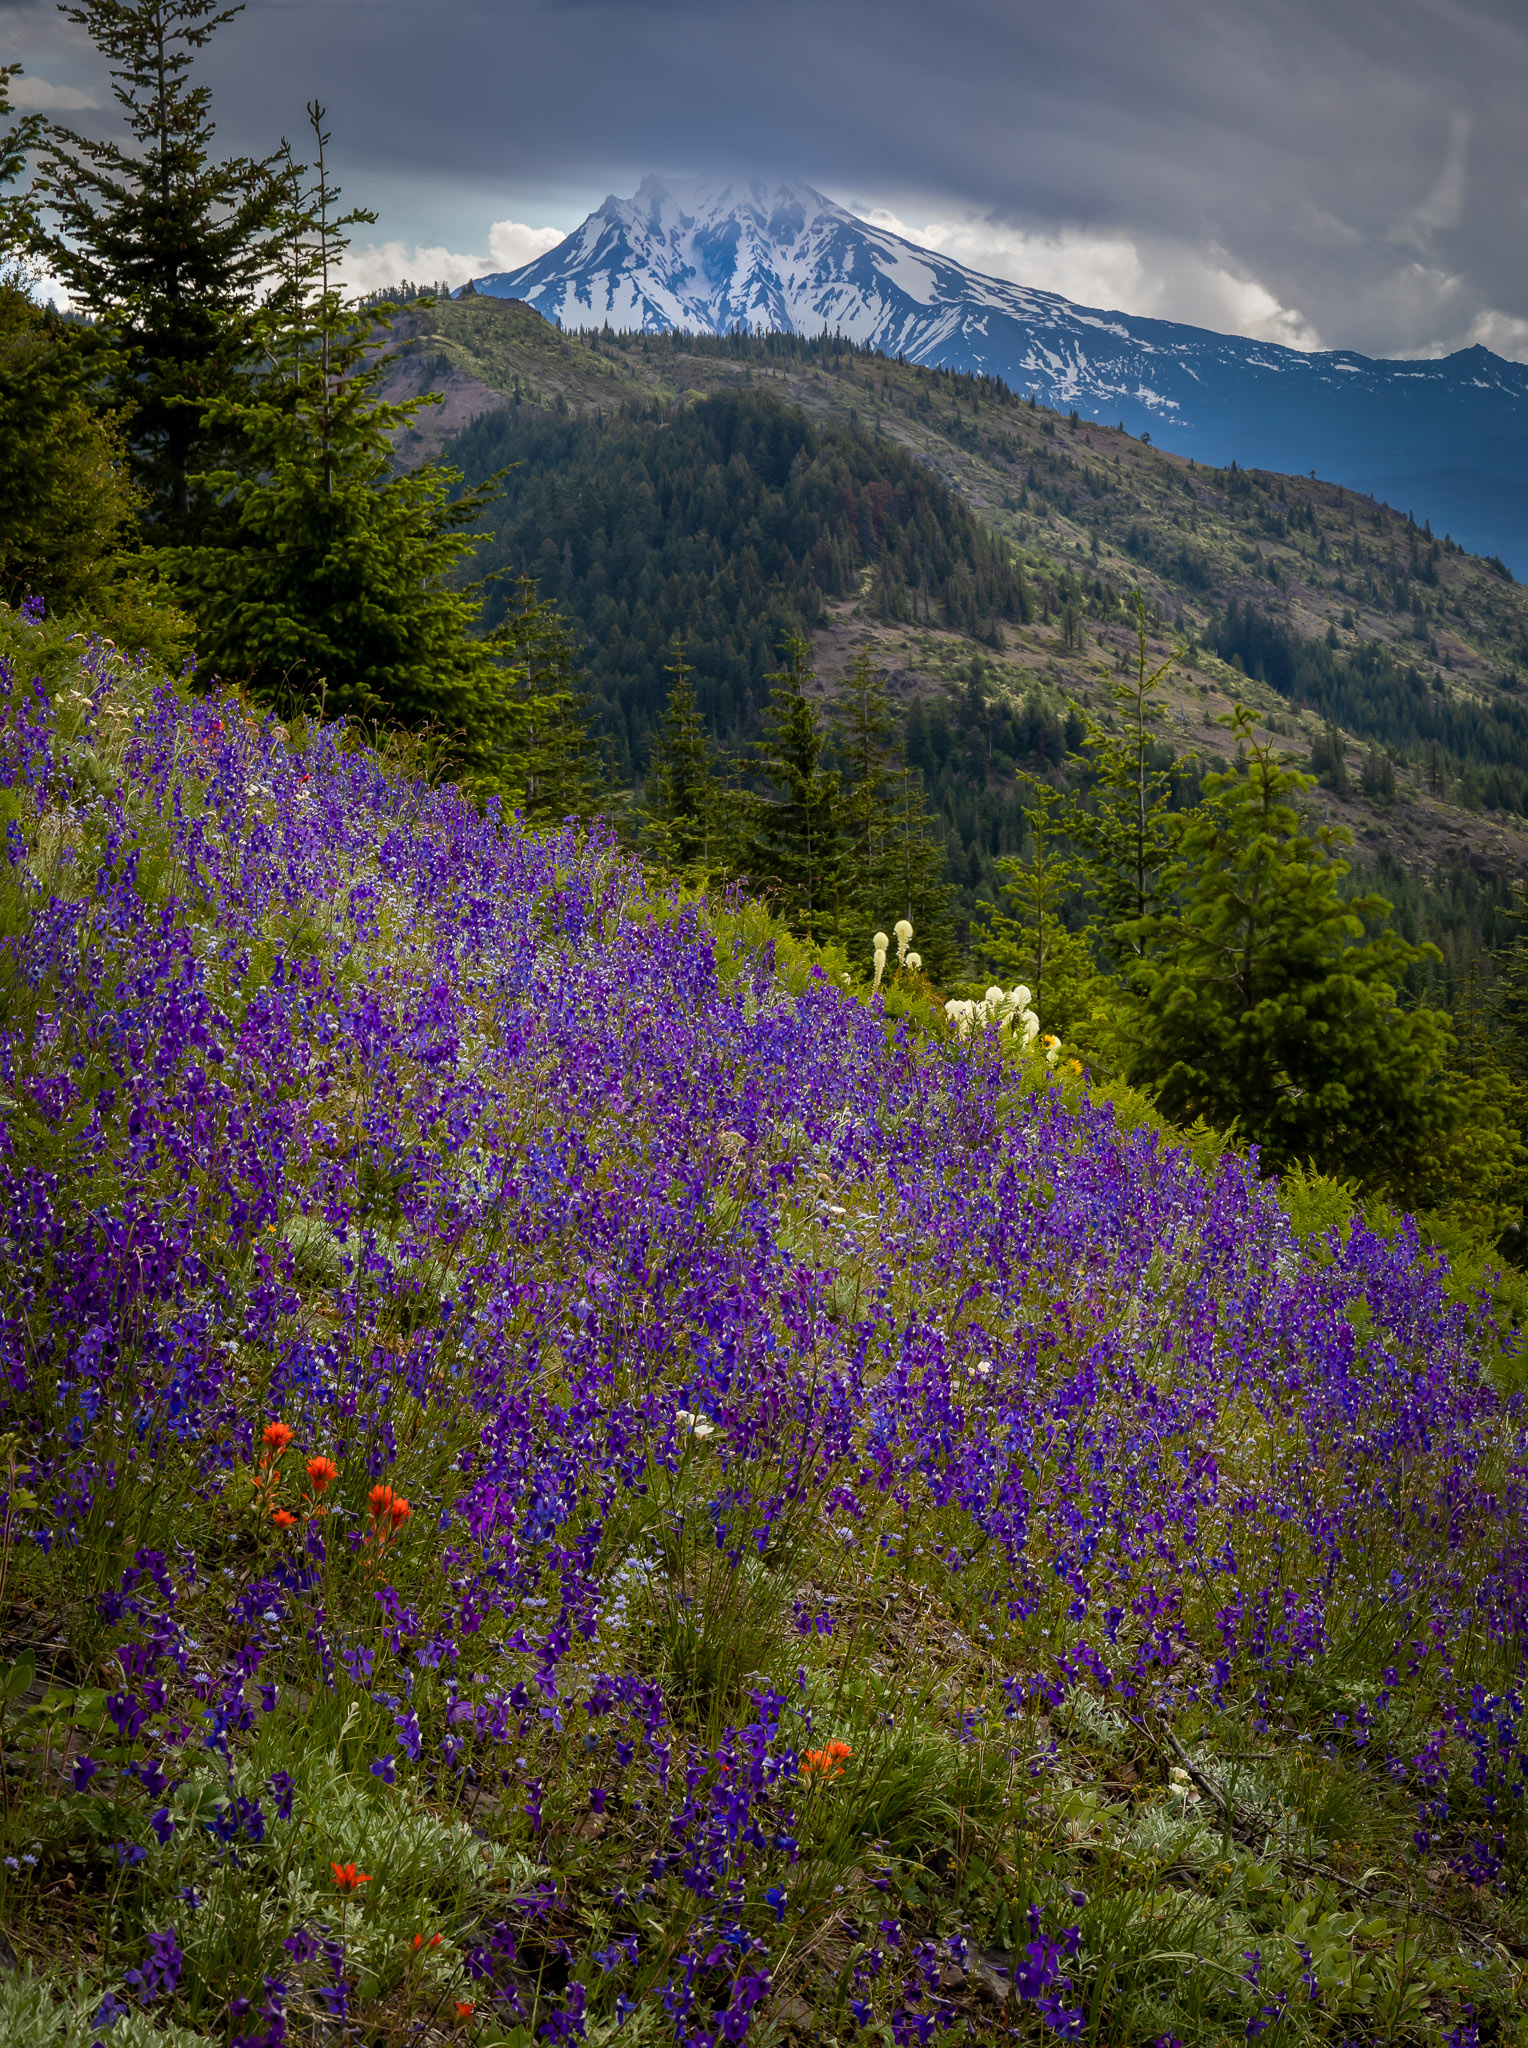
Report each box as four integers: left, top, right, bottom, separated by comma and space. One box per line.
2, 598, 1528, 2047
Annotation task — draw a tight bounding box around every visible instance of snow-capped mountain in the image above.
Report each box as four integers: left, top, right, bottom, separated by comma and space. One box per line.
472, 175, 1528, 573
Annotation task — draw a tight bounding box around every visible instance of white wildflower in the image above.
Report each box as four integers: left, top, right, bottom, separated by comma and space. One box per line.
905, 951, 921, 972
894, 918, 913, 965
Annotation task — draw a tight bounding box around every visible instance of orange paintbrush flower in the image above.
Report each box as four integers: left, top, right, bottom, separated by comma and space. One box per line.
262, 1421, 294, 1453
271, 1508, 297, 1529
306, 1455, 339, 1492
388, 1496, 411, 1527
330, 1861, 371, 1893
367, 1484, 395, 1519
801, 1739, 853, 1782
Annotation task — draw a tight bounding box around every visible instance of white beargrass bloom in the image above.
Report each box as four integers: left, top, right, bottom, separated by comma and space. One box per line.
984, 986, 1005, 1009
905, 952, 921, 972
873, 931, 889, 952
1010, 985, 1032, 1010
894, 918, 913, 965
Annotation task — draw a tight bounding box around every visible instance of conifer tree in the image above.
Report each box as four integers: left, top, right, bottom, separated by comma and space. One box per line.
1121, 707, 1503, 1198
155, 104, 541, 780
1071, 595, 1186, 967
491, 574, 599, 822
0, 278, 139, 617
975, 777, 1095, 1035
1, 63, 41, 253
829, 650, 957, 976
745, 635, 844, 942
835, 648, 899, 880
641, 638, 722, 875
28, 1, 282, 539
0, 66, 186, 652
877, 763, 959, 981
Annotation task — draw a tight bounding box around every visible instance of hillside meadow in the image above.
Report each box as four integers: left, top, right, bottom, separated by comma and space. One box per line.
4, 601, 1528, 2045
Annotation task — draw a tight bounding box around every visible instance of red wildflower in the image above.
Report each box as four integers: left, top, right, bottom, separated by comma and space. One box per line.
330, 1861, 371, 1893
454, 2003, 475, 2023
306, 1456, 339, 1492
801, 1739, 853, 1782
388, 1496, 411, 1527
271, 1508, 297, 1529
412, 1932, 442, 1950
367, 1484, 395, 1519
262, 1421, 293, 1453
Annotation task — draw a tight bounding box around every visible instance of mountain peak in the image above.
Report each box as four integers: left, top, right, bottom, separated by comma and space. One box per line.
466, 175, 1528, 570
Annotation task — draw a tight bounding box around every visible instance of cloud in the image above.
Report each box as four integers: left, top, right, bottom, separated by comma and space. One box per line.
8, 73, 95, 110
339, 221, 565, 297
858, 208, 1323, 351
9, 0, 1528, 361
340, 240, 488, 296
487, 219, 565, 273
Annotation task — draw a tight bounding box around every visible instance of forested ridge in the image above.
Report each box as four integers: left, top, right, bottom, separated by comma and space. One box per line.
416, 315, 1528, 983
451, 386, 1029, 768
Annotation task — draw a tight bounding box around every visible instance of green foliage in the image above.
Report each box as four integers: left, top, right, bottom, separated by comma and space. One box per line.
0, 64, 42, 252
488, 574, 600, 822
0, 283, 136, 614
832, 650, 959, 981
1069, 597, 1189, 963
28, 0, 282, 540
639, 639, 723, 875
1219, 595, 1528, 813
448, 386, 1031, 778
150, 108, 540, 780
742, 635, 844, 943
974, 775, 1097, 1036
1121, 709, 1521, 1201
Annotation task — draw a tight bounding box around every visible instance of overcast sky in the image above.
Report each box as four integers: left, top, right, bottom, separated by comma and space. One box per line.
6, 0, 1528, 360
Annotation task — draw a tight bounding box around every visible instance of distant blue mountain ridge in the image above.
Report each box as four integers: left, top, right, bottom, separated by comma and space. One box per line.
469, 175, 1528, 577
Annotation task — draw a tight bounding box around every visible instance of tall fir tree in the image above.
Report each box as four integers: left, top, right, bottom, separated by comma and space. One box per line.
491, 574, 599, 822
29, 1, 282, 539
830, 649, 958, 977
1122, 707, 1516, 1202
641, 638, 722, 875
975, 777, 1095, 1036
745, 635, 844, 943
154, 104, 554, 783
1071, 595, 1186, 968
1, 63, 41, 253
1, 66, 187, 653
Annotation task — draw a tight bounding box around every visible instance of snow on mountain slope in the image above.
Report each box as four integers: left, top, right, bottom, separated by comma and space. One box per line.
470, 175, 1528, 574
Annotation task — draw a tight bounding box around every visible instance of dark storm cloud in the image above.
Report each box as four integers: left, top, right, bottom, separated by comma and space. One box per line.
6, 0, 1528, 357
